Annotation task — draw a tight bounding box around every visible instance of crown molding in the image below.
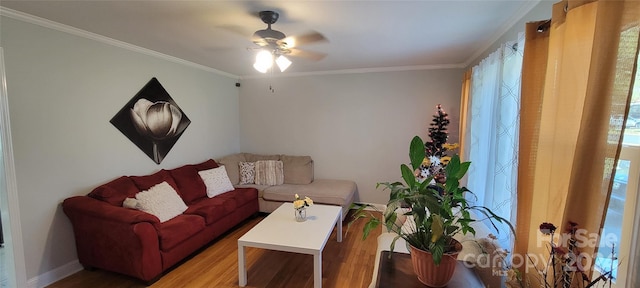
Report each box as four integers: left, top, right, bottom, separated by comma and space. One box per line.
240, 63, 466, 79
462, 0, 541, 68
0, 7, 240, 79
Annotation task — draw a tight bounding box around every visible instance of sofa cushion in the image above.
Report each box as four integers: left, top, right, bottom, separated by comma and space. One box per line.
262, 179, 356, 206
169, 165, 207, 205
244, 153, 280, 162
280, 155, 314, 184
218, 188, 259, 207
239, 162, 256, 184
255, 160, 284, 185
135, 181, 188, 223
184, 195, 237, 225
199, 166, 235, 198
192, 159, 219, 171
217, 153, 247, 185
88, 176, 139, 206
236, 184, 269, 197
130, 170, 180, 192
156, 214, 205, 251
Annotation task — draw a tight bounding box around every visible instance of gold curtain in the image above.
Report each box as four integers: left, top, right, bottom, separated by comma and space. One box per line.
517, 0, 639, 286
459, 69, 472, 162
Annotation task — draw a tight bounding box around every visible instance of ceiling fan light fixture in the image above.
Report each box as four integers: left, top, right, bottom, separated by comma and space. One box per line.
254, 50, 273, 73
276, 55, 292, 72
253, 62, 269, 73
249, 10, 327, 74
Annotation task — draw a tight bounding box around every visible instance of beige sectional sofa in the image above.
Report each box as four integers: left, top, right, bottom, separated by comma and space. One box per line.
217, 153, 357, 220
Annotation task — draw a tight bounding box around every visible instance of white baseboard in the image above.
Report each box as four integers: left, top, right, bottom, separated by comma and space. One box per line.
27, 260, 82, 288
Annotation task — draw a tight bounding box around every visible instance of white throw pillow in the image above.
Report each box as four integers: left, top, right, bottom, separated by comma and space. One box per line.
135, 181, 188, 223
199, 166, 235, 198
122, 197, 139, 209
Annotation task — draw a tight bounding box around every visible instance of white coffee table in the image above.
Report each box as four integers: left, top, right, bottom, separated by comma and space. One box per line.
238, 203, 342, 288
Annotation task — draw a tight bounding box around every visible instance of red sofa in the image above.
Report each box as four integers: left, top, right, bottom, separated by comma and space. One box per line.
62, 159, 259, 283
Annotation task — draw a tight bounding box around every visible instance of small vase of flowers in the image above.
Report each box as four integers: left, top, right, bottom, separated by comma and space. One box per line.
293, 194, 313, 222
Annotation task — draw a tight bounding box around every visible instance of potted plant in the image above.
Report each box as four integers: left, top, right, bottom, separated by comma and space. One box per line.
351, 135, 514, 287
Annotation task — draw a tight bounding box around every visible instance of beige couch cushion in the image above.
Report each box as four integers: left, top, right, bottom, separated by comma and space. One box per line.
254, 160, 284, 185
280, 155, 314, 184
245, 153, 280, 162
262, 179, 356, 206
216, 153, 246, 185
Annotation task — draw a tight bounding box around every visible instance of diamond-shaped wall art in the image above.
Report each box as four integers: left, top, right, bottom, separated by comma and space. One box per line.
110, 78, 191, 164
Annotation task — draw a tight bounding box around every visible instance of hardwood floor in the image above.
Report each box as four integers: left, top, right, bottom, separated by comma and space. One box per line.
47, 211, 382, 288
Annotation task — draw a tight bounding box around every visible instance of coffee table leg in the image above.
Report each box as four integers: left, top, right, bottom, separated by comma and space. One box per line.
314, 251, 322, 288
238, 244, 247, 286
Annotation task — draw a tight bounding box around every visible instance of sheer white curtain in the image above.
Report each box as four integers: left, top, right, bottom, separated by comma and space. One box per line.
465, 33, 524, 249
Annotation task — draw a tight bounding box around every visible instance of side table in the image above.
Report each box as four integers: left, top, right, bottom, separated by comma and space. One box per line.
376, 251, 485, 287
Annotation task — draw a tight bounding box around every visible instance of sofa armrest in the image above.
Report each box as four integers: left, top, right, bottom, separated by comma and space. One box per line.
63, 196, 160, 225
62, 196, 162, 281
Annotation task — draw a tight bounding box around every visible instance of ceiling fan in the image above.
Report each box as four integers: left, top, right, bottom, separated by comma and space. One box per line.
250, 10, 327, 73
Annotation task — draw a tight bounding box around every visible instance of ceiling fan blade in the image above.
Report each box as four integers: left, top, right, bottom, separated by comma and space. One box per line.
278, 31, 327, 48
288, 48, 327, 61
251, 35, 269, 47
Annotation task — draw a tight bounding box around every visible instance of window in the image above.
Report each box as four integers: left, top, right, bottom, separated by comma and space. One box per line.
593, 50, 640, 286
465, 33, 524, 250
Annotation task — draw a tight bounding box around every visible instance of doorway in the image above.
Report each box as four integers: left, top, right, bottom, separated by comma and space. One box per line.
0, 47, 26, 287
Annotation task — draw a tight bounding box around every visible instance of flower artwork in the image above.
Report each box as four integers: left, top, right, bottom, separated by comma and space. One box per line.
110, 78, 191, 164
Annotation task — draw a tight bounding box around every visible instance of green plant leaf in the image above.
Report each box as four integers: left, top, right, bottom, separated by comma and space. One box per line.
385, 211, 398, 232
419, 176, 433, 191
469, 206, 516, 235
462, 210, 470, 220
457, 161, 471, 179
462, 225, 476, 235
390, 234, 403, 254
445, 177, 459, 193
362, 218, 381, 240
429, 242, 444, 265
401, 164, 416, 188
445, 154, 460, 175
409, 136, 425, 171
430, 214, 444, 243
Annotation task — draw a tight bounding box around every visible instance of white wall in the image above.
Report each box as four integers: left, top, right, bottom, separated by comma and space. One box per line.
239, 69, 463, 205
0, 16, 240, 282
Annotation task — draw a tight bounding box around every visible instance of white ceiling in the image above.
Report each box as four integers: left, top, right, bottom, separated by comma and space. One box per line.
0, 0, 539, 78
